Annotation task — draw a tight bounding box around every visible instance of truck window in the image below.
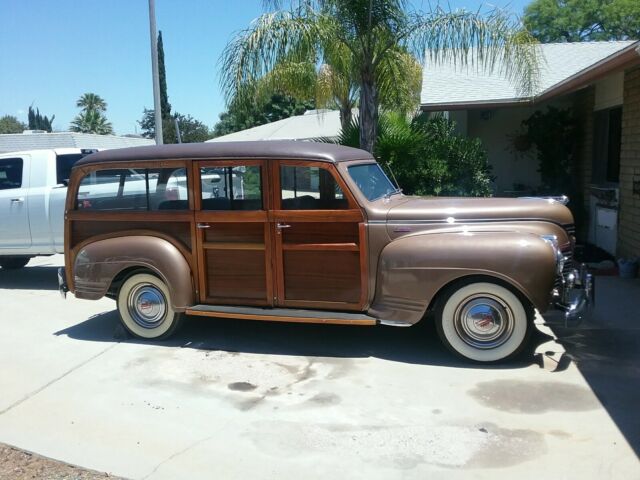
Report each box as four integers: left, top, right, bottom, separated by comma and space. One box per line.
0, 158, 23, 190
280, 165, 347, 210
77, 167, 189, 211
56, 154, 85, 185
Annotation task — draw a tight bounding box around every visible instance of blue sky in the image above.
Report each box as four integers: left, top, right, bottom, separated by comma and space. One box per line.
0, 0, 530, 135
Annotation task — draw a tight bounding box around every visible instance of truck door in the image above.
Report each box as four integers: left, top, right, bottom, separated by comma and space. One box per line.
0, 156, 31, 248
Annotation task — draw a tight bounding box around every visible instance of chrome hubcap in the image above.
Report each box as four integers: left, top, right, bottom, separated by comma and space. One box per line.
127, 284, 167, 329
454, 294, 514, 349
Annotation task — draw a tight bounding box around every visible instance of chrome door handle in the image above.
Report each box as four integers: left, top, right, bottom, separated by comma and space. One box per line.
276, 223, 291, 235
10, 198, 24, 203
197, 223, 211, 229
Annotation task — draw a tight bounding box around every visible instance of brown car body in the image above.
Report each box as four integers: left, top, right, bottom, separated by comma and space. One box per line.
60, 141, 591, 359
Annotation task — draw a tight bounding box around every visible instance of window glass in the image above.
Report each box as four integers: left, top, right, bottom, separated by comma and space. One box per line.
0, 159, 23, 190
348, 163, 396, 201
200, 165, 262, 210
280, 165, 347, 210
56, 154, 84, 185
76, 167, 188, 211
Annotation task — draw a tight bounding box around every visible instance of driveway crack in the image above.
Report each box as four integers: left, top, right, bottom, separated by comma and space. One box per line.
141, 435, 213, 479
0, 343, 118, 417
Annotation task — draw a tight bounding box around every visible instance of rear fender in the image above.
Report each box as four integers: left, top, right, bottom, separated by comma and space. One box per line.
72, 235, 194, 310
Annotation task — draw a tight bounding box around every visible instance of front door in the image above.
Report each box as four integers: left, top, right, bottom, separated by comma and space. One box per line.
271, 161, 367, 311
0, 156, 31, 248
194, 160, 273, 306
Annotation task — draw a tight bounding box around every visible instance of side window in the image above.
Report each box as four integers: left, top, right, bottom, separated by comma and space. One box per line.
56, 154, 84, 185
280, 165, 347, 210
77, 167, 189, 211
200, 165, 262, 210
0, 158, 23, 190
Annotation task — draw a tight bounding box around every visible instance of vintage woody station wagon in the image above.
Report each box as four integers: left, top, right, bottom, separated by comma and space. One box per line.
59, 141, 592, 362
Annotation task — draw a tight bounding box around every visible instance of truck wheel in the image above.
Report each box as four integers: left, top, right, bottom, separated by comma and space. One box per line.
117, 273, 183, 339
0, 256, 31, 270
435, 281, 531, 362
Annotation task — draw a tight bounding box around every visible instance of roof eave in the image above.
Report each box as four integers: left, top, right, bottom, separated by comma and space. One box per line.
536, 41, 640, 102
420, 98, 532, 112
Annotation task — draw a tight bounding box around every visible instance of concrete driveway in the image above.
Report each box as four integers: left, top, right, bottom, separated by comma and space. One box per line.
0, 255, 638, 479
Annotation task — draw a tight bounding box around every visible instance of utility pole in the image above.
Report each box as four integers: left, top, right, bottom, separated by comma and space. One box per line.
148, 0, 163, 145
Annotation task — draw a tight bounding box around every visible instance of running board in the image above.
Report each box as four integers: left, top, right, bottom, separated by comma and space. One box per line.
185, 305, 378, 326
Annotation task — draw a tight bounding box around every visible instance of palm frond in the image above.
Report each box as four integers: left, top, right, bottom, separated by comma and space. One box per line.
219, 11, 322, 107
409, 6, 541, 96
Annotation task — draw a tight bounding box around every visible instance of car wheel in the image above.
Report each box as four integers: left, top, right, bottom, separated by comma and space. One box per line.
117, 273, 183, 339
435, 281, 531, 362
0, 256, 31, 270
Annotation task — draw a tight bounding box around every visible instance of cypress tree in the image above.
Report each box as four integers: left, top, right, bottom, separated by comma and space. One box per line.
158, 31, 171, 120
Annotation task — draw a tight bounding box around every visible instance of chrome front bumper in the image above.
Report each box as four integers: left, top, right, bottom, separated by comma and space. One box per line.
548, 264, 594, 327
58, 267, 68, 299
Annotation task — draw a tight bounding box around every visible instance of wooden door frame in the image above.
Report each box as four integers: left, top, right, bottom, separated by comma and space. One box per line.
193, 159, 274, 306
268, 160, 368, 311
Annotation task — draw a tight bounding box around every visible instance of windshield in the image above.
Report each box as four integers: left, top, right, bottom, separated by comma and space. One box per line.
348, 163, 398, 201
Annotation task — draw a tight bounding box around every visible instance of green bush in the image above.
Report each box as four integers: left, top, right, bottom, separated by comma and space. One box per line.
330, 112, 493, 197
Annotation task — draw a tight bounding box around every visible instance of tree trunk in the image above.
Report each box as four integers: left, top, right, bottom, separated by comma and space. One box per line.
339, 103, 352, 132
359, 68, 378, 153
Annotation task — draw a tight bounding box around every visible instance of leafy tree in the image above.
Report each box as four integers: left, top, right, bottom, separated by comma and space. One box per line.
70, 93, 113, 134
139, 109, 211, 143
522, 106, 578, 193
76, 93, 107, 112
331, 112, 493, 196
70, 109, 114, 135
0, 115, 27, 134
524, 0, 640, 42
28, 106, 54, 132
211, 93, 315, 137
221, 0, 539, 153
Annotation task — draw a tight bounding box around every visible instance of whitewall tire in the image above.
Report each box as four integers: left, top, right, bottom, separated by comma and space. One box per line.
435, 282, 531, 362
117, 273, 183, 339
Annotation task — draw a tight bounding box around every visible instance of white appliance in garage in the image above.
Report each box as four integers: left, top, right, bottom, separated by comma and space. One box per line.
588, 186, 618, 256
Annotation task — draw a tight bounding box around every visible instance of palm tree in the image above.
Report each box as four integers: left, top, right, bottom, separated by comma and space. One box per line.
76, 93, 107, 113
242, 36, 422, 131
69, 110, 114, 135
221, 0, 539, 152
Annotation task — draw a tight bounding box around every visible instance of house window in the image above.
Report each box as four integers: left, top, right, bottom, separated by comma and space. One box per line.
592, 106, 622, 184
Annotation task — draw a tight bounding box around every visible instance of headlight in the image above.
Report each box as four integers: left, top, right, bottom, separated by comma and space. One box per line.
542, 235, 564, 275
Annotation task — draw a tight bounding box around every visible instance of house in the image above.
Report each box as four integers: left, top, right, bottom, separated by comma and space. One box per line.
421, 40, 640, 259
207, 109, 351, 143
0, 131, 154, 154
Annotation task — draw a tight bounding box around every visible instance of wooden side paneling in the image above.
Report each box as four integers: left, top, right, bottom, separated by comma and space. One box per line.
283, 250, 361, 304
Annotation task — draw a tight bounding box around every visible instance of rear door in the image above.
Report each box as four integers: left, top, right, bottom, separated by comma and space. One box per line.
0, 156, 31, 248
194, 160, 273, 306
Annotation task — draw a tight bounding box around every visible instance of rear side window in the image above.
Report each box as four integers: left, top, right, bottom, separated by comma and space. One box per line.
56, 154, 85, 185
200, 165, 263, 210
77, 167, 188, 211
0, 158, 23, 190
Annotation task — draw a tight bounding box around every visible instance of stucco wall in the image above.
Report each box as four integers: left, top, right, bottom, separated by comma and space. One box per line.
618, 66, 640, 259
466, 98, 572, 194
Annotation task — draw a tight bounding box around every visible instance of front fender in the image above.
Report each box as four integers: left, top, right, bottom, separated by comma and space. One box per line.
72, 235, 194, 310
369, 231, 556, 325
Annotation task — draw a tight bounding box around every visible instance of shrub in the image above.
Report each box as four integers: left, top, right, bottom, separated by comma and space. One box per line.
331, 112, 493, 197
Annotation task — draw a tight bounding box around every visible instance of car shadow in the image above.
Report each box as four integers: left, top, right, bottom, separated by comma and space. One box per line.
551, 325, 640, 457
0, 266, 60, 291
55, 310, 556, 370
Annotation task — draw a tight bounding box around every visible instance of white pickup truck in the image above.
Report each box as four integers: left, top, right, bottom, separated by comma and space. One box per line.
0, 148, 96, 269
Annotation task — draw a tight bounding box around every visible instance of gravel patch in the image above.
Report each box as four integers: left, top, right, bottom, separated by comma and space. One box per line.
0, 443, 123, 480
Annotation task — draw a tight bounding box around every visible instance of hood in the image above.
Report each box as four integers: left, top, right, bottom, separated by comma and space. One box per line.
387, 196, 574, 226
